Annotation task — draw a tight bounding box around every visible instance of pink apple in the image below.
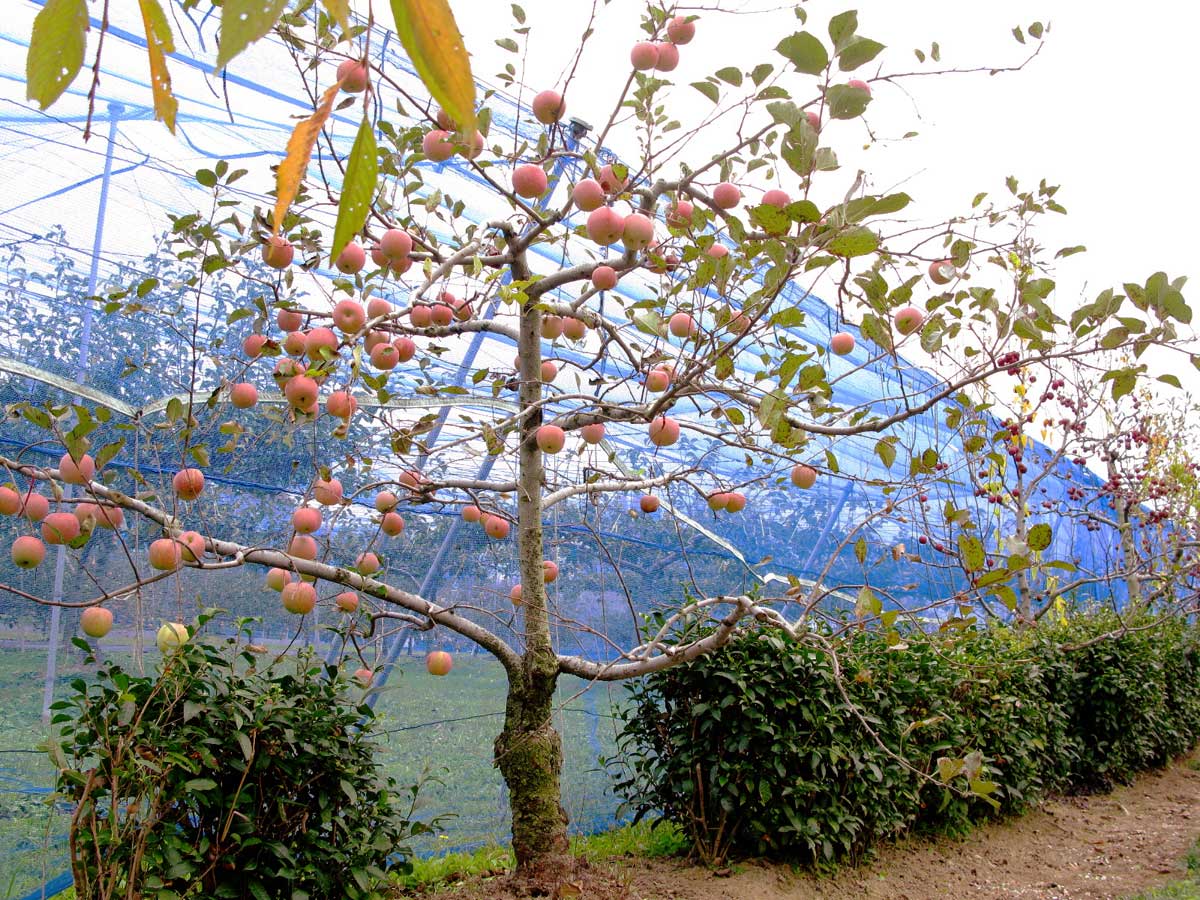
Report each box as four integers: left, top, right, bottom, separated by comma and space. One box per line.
531, 90, 565, 124
542, 560, 559, 583
485, 517, 511, 540
59, 452, 95, 485
367, 297, 392, 319
0, 487, 19, 516
587, 207, 625, 245
375, 491, 399, 513
281, 581, 317, 614
394, 337, 417, 362
356, 551, 381, 574
305, 327, 339, 360
762, 189, 791, 208
379, 228, 413, 262
893, 306, 925, 335
536, 425, 566, 453
649, 416, 681, 447
666, 200, 694, 228
572, 179, 606, 211
289, 534, 318, 560
654, 42, 680, 71
283, 331, 307, 356
805, 110, 820, 131
266, 567, 293, 591
645, 368, 671, 392
243, 334, 268, 358
541, 315, 564, 340
461, 505, 482, 523
173, 468, 205, 501
426, 650, 453, 676
591, 265, 619, 290
148, 538, 182, 570
41, 512, 80, 545
335, 243, 366, 275
326, 390, 357, 420
581, 422, 606, 444
706, 243, 729, 260
381, 512, 405, 536
830, 332, 855, 355
667, 15, 696, 44
847, 78, 872, 97
630, 42, 659, 70
422, 129, 455, 161
430, 304, 453, 326
509, 583, 523, 605
11, 535, 45, 569
622, 213, 655, 250
177, 530, 205, 561
354, 667, 374, 685
314, 477, 343, 505
713, 182, 741, 209
277, 308, 303, 332
669, 312, 697, 339
540, 360, 558, 382
292, 506, 322, 534
929, 259, 956, 285
599, 164, 628, 194
512, 164, 549, 199
336, 59, 369, 93
725, 492, 747, 513
230, 382, 258, 408
333, 299, 366, 333
562, 317, 587, 340
410, 305, 432, 327
337, 592, 360, 613
370, 343, 399, 370
284, 375, 318, 410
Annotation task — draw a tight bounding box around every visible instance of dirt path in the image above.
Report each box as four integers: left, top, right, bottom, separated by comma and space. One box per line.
627, 756, 1200, 900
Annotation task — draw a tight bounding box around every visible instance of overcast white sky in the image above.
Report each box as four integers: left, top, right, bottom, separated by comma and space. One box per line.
453, 0, 1200, 313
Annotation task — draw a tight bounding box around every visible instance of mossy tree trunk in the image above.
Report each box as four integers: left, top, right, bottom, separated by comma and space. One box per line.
495, 248, 573, 889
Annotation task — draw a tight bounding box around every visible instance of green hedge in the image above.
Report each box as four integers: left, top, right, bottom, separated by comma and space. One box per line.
612, 615, 1200, 866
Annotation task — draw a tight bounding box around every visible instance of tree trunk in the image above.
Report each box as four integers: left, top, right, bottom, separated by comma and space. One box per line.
495, 654, 571, 887
496, 249, 574, 890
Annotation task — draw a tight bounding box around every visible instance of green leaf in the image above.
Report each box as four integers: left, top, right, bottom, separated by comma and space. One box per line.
827, 226, 879, 258
750, 63, 773, 86
776, 32, 829, 75
389, 0, 478, 134
855, 586, 882, 618
321, 0, 351, 29
26, 0, 89, 110
1111, 370, 1136, 401
715, 66, 743, 86
838, 37, 885, 71
184, 778, 218, 791
1027, 523, 1052, 552
330, 117, 379, 265
874, 438, 896, 468
958, 535, 985, 572
825, 83, 871, 119
827, 10, 858, 50
691, 81, 720, 104
854, 537, 867, 564
1158, 374, 1182, 389
215, 0, 289, 72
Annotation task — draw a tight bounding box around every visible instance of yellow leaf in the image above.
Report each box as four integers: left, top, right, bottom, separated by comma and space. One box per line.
389, 0, 477, 134
138, 0, 178, 133
273, 83, 341, 236
321, 0, 351, 30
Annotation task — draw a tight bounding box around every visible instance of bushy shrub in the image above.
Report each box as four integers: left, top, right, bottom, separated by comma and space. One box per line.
612, 614, 1200, 866
51, 615, 436, 900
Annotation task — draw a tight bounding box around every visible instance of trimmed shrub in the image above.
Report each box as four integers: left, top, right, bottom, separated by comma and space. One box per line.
612, 614, 1200, 866
52, 616, 436, 900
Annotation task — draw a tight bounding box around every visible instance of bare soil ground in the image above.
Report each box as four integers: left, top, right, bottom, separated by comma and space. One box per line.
422, 755, 1200, 900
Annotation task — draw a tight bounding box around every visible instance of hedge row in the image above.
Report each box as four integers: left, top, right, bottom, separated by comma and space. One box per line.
612, 614, 1200, 866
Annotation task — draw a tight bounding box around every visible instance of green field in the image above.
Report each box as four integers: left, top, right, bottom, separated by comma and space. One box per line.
0, 645, 629, 899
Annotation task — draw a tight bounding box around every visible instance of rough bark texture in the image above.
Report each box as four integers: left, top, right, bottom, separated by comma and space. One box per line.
493, 251, 574, 892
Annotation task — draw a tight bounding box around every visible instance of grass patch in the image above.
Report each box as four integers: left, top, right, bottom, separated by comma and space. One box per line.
391, 820, 687, 894
1125, 836, 1200, 899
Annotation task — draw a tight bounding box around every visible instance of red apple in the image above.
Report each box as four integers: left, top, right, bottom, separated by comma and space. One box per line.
326, 390, 357, 420
284, 375, 319, 410
929, 259, 956, 285
370, 343, 399, 370
178, 530, 205, 561
394, 337, 417, 362
148, 537, 182, 570
461, 505, 482, 523
305, 326, 339, 361
893, 306, 925, 335
599, 164, 628, 194
354, 667, 374, 685
0, 487, 19, 516
381, 512, 405, 536
847, 78, 871, 97
791, 465, 817, 489
639, 494, 660, 513
410, 305, 433, 327
356, 551, 381, 574
333, 299, 366, 333
654, 42, 680, 71
509, 583, 523, 605
666, 199, 694, 228
422, 129, 455, 161
426, 650, 453, 676
541, 360, 558, 382
542, 560, 559, 583
485, 517, 511, 540
281, 581, 317, 614
173, 468, 205, 501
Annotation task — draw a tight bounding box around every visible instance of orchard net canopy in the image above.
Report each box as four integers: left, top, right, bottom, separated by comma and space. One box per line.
0, 0, 1130, 888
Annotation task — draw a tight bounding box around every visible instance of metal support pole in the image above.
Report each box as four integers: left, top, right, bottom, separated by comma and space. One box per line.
42, 102, 124, 722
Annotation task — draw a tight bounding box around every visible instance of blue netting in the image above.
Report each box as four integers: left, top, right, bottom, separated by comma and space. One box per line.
0, 1, 1131, 895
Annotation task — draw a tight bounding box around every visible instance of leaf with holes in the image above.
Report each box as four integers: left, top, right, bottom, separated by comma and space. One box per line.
330, 117, 379, 264
958, 535, 985, 572
1027, 523, 1052, 553
215, 0, 289, 71
26, 0, 89, 110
